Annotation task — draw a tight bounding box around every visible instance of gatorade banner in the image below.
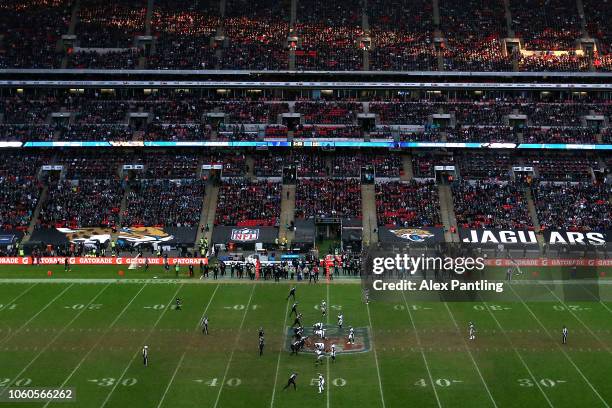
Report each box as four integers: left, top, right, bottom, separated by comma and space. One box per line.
0, 257, 208, 265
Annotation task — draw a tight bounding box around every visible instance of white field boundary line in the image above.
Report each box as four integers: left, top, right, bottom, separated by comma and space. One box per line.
212, 284, 256, 408
400, 290, 441, 408
99, 284, 184, 408
507, 284, 610, 408
269, 289, 291, 408
42, 283, 149, 408
0, 283, 111, 398
478, 297, 554, 408
366, 300, 387, 408
156, 283, 221, 408
326, 281, 331, 408
0, 283, 38, 311
540, 283, 612, 355
0, 278, 363, 285
443, 303, 498, 408
0, 283, 74, 348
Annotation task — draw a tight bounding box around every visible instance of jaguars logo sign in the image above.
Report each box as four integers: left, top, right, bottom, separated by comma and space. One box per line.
390, 228, 435, 242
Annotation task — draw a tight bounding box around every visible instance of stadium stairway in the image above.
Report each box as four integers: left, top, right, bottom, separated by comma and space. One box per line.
23, 186, 48, 244
401, 154, 414, 181
437, 184, 459, 243
195, 182, 219, 250
361, 184, 379, 246
524, 187, 542, 233
279, 184, 296, 243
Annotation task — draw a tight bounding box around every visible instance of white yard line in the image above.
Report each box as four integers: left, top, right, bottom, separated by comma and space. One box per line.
0, 283, 111, 398
212, 284, 256, 408
99, 284, 184, 408
366, 301, 387, 408
443, 302, 498, 408
0, 283, 74, 348
542, 283, 612, 354
508, 284, 610, 408
156, 284, 220, 408
269, 293, 291, 408
400, 291, 441, 408
42, 283, 149, 408
479, 299, 554, 408
0, 283, 38, 311
578, 285, 612, 315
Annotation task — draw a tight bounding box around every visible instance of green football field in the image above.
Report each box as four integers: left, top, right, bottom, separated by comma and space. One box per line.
0, 266, 611, 407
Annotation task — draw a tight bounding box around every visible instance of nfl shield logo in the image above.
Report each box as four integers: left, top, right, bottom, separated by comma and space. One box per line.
231, 228, 260, 242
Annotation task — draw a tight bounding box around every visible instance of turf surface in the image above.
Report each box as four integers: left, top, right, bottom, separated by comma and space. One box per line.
0, 268, 611, 407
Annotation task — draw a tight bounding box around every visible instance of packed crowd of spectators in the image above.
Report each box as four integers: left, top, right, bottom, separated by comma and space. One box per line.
440, 0, 512, 71
296, 179, 361, 219
533, 181, 611, 231
293, 125, 363, 139
510, 0, 581, 51
215, 178, 281, 226
124, 179, 205, 227
457, 153, 513, 180
77, 0, 146, 47
522, 126, 598, 144
146, 123, 212, 141
452, 180, 533, 229
294, 0, 364, 70
221, 0, 289, 70
370, 102, 436, 125
148, 0, 220, 69
0, 0, 70, 69
527, 156, 596, 181
296, 101, 361, 124
518, 53, 590, 72
59, 124, 133, 141
0, 124, 55, 141
375, 180, 440, 227
0, 154, 44, 230
39, 179, 122, 228
444, 126, 516, 142
66, 49, 142, 69
368, 0, 436, 71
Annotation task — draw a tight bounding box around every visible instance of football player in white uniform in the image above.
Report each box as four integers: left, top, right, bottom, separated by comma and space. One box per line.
318, 374, 325, 394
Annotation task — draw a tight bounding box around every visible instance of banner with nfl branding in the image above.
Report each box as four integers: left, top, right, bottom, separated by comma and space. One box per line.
212, 226, 279, 244
378, 227, 445, 244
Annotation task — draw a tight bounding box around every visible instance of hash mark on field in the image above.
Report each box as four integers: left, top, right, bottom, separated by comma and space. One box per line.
444, 303, 498, 408
508, 285, 610, 408
213, 285, 256, 408
0, 283, 111, 400
0, 284, 74, 349
400, 291, 441, 408
156, 284, 220, 408
100, 284, 184, 408
42, 283, 149, 408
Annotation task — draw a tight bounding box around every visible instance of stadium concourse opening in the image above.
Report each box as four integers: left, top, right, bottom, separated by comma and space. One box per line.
0, 0, 610, 407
